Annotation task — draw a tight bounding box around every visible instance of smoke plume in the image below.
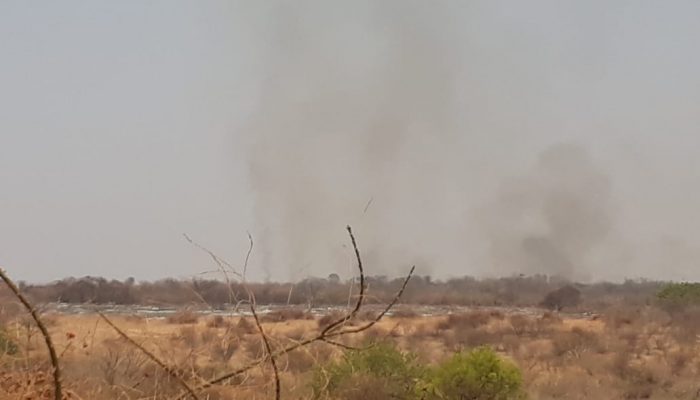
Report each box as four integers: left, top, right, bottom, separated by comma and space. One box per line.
480, 143, 612, 280
245, 3, 462, 280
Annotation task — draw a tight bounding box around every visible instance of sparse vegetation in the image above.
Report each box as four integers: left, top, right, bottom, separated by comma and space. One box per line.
2, 253, 699, 399
17, 275, 663, 312
0, 328, 18, 356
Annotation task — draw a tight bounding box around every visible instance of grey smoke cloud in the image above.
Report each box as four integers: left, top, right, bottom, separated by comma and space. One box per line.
246, 2, 461, 280
4, 2, 700, 282
241, 1, 700, 282
481, 143, 612, 280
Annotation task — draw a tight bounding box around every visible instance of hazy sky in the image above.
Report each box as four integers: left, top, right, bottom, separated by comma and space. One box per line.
2, 1, 700, 283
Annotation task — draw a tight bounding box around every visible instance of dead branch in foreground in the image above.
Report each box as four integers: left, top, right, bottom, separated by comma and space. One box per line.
0, 267, 63, 400
173, 225, 415, 399
93, 225, 414, 400
241, 232, 281, 400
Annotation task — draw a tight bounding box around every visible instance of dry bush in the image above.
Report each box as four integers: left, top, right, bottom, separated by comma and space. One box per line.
605, 311, 637, 330
445, 326, 496, 350
282, 342, 334, 373
487, 309, 506, 320
499, 333, 521, 354
234, 317, 257, 335
437, 311, 492, 331
0, 368, 60, 399
243, 336, 264, 361
667, 306, 700, 346
98, 338, 150, 387
361, 326, 389, 344
283, 326, 308, 342
617, 363, 669, 400
541, 285, 581, 311
551, 327, 604, 359
166, 309, 199, 325
665, 347, 691, 375
207, 327, 240, 364
317, 311, 345, 329
508, 314, 537, 337
206, 315, 229, 328
260, 308, 312, 323
356, 310, 378, 321
505, 313, 561, 338
391, 309, 419, 318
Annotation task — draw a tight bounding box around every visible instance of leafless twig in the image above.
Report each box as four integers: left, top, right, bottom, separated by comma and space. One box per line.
320, 226, 365, 335
174, 225, 415, 399
242, 234, 280, 400
0, 267, 63, 400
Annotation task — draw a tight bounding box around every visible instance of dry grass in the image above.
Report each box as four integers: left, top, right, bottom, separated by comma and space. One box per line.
2, 305, 700, 399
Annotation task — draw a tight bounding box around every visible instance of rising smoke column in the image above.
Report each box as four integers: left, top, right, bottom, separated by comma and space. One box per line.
481, 143, 613, 280
244, 3, 460, 280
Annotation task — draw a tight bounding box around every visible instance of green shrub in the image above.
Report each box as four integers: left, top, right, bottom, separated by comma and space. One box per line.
0, 329, 18, 356
425, 346, 525, 400
311, 342, 425, 400
656, 282, 700, 311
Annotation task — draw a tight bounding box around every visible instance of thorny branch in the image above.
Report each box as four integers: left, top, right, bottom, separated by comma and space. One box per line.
0, 267, 63, 400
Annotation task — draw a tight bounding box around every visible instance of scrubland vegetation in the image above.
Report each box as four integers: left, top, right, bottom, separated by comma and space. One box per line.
15, 273, 661, 312
3, 226, 700, 400
3, 280, 700, 399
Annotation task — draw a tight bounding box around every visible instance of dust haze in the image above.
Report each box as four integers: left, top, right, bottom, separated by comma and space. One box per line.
244, 2, 700, 283
4, 1, 700, 282
481, 143, 612, 281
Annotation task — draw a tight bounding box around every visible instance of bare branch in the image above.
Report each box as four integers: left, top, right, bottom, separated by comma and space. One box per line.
321, 338, 367, 351
363, 197, 373, 214
329, 266, 415, 336
242, 233, 280, 399
248, 298, 280, 399
174, 226, 415, 400
243, 231, 253, 282
176, 268, 414, 398
97, 312, 201, 400
183, 233, 243, 280
184, 233, 244, 308
320, 225, 365, 335
0, 267, 62, 400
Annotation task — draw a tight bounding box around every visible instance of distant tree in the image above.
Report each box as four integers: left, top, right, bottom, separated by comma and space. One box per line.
540, 285, 581, 311
657, 282, 700, 312
327, 273, 340, 283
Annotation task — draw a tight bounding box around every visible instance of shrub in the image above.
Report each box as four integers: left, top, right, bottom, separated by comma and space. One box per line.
166, 309, 199, 324
206, 315, 228, 328
311, 342, 425, 400
437, 311, 492, 331
317, 311, 345, 329
260, 308, 312, 323
0, 329, 18, 356
235, 317, 256, 335
426, 346, 525, 400
551, 327, 603, 358
656, 282, 700, 311
541, 285, 581, 311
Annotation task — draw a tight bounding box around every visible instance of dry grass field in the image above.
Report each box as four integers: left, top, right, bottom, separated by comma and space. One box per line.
2, 304, 700, 399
